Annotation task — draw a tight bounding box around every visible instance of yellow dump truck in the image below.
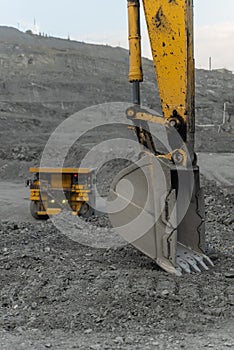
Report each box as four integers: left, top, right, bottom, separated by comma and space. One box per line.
29, 167, 95, 219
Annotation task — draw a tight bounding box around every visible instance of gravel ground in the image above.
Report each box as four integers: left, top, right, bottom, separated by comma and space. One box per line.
0, 179, 233, 349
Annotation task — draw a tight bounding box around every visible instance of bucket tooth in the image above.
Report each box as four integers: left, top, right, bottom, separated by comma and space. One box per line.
192, 252, 213, 271
175, 266, 183, 277
203, 255, 215, 268
107, 153, 213, 276
176, 257, 191, 274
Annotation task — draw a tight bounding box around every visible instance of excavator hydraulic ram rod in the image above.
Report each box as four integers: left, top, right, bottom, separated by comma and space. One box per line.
128, 0, 143, 83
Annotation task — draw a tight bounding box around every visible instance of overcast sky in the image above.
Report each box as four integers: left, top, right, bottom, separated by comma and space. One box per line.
0, 0, 233, 70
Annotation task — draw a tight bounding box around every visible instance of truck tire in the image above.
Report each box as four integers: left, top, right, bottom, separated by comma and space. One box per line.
30, 201, 48, 220
79, 202, 94, 218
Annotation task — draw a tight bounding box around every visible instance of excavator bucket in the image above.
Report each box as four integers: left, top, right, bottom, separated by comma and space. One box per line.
107, 153, 213, 276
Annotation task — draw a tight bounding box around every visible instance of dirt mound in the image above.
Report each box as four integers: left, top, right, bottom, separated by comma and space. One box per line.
0, 27, 234, 182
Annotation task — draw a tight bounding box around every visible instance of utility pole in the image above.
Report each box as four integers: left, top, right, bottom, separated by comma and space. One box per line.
209, 56, 212, 71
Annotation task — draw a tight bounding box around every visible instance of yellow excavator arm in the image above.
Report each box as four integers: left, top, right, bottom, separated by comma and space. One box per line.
142, 0, 195, 136
128, 0, 195, 154
108, 0, 213, 276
